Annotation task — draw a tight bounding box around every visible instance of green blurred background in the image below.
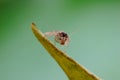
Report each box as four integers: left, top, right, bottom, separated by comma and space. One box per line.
0, 0, 120, 80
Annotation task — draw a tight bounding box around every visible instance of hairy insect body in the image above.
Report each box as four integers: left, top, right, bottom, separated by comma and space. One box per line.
44, 31, 69, 46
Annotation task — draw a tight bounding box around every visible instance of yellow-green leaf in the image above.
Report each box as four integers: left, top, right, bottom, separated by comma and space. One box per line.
31, 23, 100, 80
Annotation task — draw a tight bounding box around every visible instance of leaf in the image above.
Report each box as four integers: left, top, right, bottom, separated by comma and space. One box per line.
31, 23, 101, 80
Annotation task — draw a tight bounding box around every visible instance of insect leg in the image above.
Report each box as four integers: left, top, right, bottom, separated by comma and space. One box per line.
44, 31, 57, 37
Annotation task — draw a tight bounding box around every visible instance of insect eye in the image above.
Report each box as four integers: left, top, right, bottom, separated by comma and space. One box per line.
60, 32, 67, 37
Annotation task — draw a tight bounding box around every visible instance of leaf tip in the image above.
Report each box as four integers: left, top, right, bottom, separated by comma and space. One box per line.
32, 22, 36, 26
31, 22, 36, 29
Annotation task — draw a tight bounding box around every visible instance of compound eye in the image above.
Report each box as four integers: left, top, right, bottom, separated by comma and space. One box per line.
60, 32, 68, 38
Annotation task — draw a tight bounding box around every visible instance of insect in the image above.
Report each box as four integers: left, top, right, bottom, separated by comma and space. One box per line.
44, 31, 70, 46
